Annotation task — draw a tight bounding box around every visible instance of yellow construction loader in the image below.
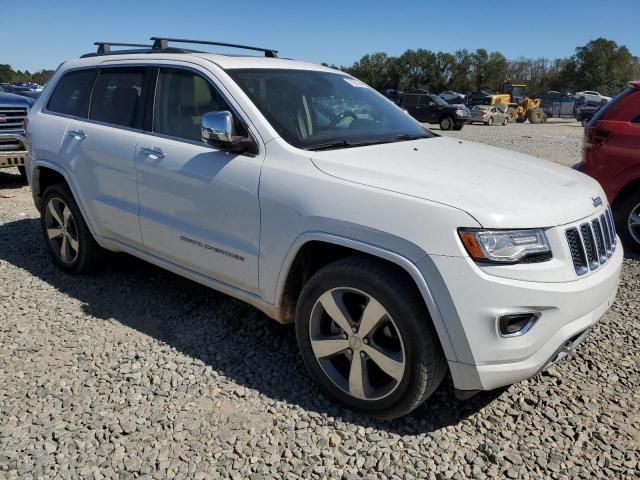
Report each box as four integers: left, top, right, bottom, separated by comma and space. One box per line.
493, 84, 545, 124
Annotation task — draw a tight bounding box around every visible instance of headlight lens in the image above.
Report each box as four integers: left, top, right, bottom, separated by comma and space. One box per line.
458, 228, 551, 263
456, 109, 466, 116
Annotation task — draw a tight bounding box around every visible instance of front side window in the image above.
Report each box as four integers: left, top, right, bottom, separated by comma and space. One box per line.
89, 67, 146, 128
47, 69, 96, 117
153, 68, 234, 142
228, 69, 433, 150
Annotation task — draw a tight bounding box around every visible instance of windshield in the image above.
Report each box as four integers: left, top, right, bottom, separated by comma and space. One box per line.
431, 95, 449, 107
228, 69, 434, 150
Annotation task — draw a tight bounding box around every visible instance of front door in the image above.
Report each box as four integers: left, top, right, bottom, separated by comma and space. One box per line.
135, 66, 262, 293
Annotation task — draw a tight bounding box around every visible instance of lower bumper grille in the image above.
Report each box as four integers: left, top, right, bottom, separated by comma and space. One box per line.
566, 207, 617, 276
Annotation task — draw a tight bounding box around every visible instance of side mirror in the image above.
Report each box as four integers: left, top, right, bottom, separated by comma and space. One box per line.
202, 111, 235, 144
201, 111, 254, 153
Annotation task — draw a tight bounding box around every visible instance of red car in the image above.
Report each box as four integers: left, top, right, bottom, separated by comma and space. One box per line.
575, 81, 640, 252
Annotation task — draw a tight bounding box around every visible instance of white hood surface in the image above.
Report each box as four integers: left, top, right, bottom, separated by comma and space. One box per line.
311, 136, 604, 229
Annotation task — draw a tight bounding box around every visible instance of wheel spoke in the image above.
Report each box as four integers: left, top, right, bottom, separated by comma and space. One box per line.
630, 211, 640, 228
68, 234, 79, 253
47, 228, 64, 240
60, 235, 72, 263
364, 345, 404, 382
62, 205, 72, 228
318, 291, 352, 335
48, 200, 64, 226
310, 337, 349, 359
348, 354, 366, 399
357, 297, 387, 338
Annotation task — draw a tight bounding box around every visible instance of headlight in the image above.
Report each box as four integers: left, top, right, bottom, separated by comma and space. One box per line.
458, 228, 551, 263
456, 109, 466, 116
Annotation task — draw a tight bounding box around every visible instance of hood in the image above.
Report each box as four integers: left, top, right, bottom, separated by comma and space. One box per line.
0, 92, 35, 108
310, 136, 604, 228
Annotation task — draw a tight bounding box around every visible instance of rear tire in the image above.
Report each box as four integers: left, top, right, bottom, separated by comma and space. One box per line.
614, 191, 640, 253
502, 117, 508, 126
439, 116, 454, 131
40, 183, 105, 274
295, 257, 446, 419
487, 117, 494, 126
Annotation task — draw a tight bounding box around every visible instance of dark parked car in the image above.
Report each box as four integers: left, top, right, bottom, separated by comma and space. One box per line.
400, 92, 470, 130
575, 106, 600, 127
465, 90, 494, 106
574, 81, 640, 251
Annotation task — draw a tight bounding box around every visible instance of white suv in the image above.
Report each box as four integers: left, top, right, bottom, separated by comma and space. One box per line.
24, 38, 622, 418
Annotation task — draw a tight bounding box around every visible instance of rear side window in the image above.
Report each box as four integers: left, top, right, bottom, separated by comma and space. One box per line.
47, 69, 96, 117
89, 67, 146, 129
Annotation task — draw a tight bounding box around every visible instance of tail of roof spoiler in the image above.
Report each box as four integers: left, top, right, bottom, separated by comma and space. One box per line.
630, 81, 640, 89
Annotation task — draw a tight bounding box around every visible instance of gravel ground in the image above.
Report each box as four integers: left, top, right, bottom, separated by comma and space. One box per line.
437, 119, 584, 167
1, 123, 639, 480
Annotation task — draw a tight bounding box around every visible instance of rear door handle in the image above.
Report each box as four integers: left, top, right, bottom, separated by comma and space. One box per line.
68, 129, 86, 140
140, 147, 165, 159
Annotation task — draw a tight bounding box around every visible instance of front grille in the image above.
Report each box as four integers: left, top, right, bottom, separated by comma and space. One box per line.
566, 207, 617, 276
0, 107, 27, 132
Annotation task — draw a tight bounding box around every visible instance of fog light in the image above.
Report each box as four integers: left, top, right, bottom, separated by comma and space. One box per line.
498, 312, 539, 337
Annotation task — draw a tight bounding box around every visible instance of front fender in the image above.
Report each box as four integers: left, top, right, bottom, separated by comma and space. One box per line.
271, 231, 459, 362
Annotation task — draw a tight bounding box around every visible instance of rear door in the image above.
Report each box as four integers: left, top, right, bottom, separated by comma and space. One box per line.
135, 65, 262, 293
62, 66, 151, 247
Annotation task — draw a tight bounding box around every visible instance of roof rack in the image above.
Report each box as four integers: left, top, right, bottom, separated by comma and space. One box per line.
94, 42, 153, 54
150, 37, 278, 58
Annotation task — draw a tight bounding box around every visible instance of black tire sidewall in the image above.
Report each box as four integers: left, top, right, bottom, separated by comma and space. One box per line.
615, 192, 640, 252
40, 184, 97, 273
440, 116, 453, 130
295, 259, 441, 416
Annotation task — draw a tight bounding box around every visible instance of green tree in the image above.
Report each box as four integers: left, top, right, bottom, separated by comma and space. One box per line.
574, 38, 637, 95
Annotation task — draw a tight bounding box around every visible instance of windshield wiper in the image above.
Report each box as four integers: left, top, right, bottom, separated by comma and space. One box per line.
305, 134, 429, 151
305, 140, 355, 151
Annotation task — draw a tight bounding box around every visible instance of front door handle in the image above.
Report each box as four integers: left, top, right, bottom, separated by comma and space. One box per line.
68, 129, 86, 140
140, 147, 165, 159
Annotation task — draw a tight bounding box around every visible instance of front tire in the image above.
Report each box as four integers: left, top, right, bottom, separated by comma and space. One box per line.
40, 184, 105, 274
614, 191, 640, 252
439, 116, 454, 131
295, 257, 446, 419
487, 117, 494, 126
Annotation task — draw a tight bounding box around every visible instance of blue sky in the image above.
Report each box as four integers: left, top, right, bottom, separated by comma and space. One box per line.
2, 0, 639, 72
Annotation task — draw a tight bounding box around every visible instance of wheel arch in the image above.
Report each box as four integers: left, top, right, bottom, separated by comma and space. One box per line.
31, 161, 101, 241
611, 174, 640, 210
273, 232, 458, 361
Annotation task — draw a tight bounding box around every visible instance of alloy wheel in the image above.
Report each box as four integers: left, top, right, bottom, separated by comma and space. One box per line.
44, 197, 80, 264
629, 202, 640, 245
308, 288, 406, 401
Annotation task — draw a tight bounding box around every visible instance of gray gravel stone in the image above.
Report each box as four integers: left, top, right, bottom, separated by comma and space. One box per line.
1, 122, 639, 480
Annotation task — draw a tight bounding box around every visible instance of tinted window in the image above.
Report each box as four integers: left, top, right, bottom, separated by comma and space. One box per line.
47, 69, 95, 117
153, 68, 232, 142
89, 68, 146, 128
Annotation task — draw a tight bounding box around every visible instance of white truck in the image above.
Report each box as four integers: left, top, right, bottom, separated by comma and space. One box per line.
0, 87, 33, 179
24, 38, 622, 418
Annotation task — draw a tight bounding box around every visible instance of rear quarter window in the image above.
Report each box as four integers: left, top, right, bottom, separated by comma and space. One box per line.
47, 69, 96, 117
591, 87, 640, 123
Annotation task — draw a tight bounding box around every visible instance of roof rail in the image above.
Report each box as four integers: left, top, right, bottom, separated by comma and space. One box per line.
150, 37, 278, 58
94, 42, 153, 54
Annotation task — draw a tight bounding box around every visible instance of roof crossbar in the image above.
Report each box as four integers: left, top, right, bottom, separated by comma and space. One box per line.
94, 42, 153, 54
150, 37, 278, 58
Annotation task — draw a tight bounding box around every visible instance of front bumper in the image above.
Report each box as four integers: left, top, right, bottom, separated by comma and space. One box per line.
0, 133, 26, 168
424, 242, 623, 391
